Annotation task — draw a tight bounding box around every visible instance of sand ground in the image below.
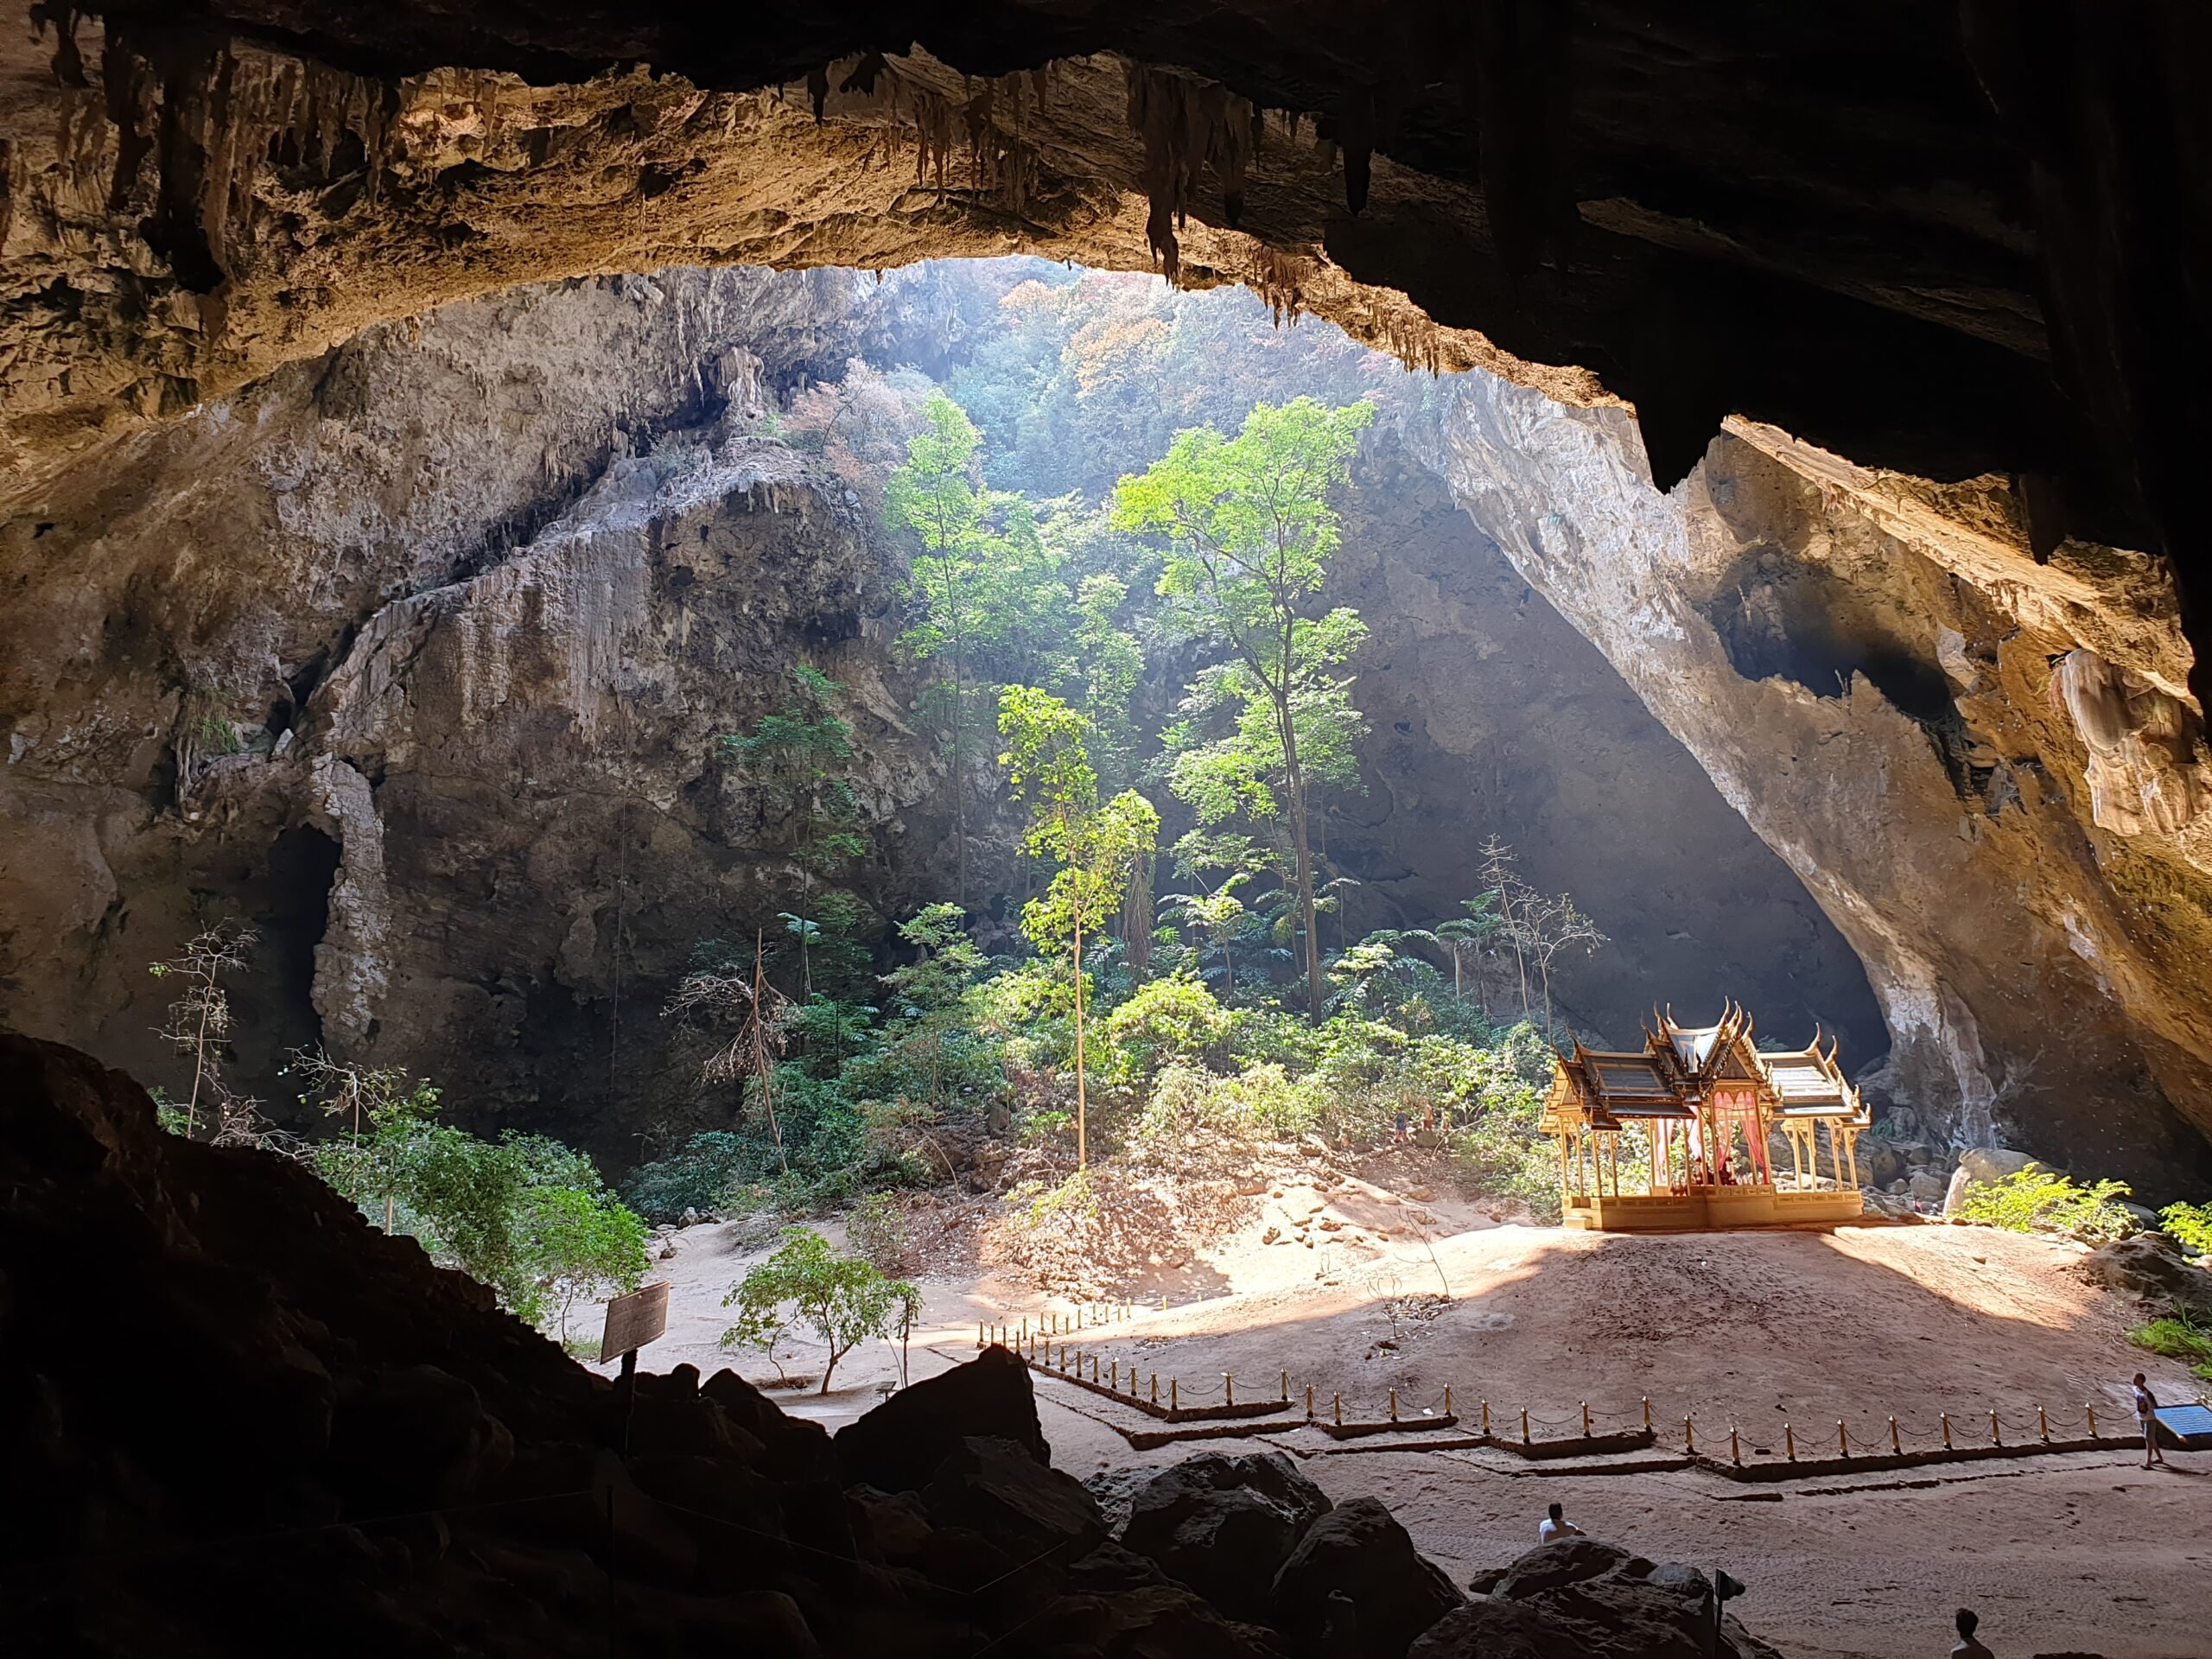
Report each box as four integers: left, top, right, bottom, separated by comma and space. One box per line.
591, 1161, 2212, 1659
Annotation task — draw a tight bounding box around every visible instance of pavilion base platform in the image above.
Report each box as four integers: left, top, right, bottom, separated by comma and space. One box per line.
1564, 1186, 1866, 1232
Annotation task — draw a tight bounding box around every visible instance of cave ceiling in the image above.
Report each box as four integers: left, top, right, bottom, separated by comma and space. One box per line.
4, 1, 2207, 702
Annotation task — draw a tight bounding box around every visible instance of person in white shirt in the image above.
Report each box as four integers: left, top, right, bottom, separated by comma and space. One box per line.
2133, 1373, 2166, 1469
1537, 1502, 1586, 1544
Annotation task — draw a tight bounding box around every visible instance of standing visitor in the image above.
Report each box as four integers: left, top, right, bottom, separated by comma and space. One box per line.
2133, 1372, 2166, 1469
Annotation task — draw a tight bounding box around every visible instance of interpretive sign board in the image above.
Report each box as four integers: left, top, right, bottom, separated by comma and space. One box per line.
2155, 1403, 2212, 1450
599, 1281, 671, 1364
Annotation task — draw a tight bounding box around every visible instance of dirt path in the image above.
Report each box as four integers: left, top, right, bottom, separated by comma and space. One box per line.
597, 1179, 2212, 1658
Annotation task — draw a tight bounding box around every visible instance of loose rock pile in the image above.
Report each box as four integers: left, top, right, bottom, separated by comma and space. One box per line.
1, 1035, 1796, 1656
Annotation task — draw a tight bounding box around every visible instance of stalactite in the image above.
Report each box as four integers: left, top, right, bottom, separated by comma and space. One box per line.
1124, 63, 1255, 282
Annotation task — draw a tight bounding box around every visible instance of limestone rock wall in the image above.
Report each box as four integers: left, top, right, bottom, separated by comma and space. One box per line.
1405, 380, 2212, 1198
0, 266, 963, 1156
1325, 442, 1885, 1061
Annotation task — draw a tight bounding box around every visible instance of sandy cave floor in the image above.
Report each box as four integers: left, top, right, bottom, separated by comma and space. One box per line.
589, 1154, 2212, 1659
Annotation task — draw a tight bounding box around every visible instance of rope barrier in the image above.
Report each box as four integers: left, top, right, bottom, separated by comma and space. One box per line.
981, 1308, 2139, 1466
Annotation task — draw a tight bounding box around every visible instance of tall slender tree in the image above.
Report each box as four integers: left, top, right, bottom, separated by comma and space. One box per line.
998, 686, 1159, 1169
886, 391, 1058, 908
1114, 396, 1376, 1020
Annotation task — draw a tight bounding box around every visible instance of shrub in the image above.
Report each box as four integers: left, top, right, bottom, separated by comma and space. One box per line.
2160, 1202, 2212, 1259
721, 1228, 919, 1393
1101, 975, 1230, 1083
1954, 1165, 2138, 1243
849, 1190, 909, 1270
519, 1184, 651, 1344
1133, 1060, 1323, 1147
2129, 1315, 2212, 1382
623, 1131, 751, 1222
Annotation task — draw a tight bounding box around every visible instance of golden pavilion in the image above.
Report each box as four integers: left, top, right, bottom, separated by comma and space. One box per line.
1541, 1003, 1871, 1230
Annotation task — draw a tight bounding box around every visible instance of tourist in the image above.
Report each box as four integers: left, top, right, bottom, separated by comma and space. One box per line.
1537, 1501, 1586, 1544
2133, 1372, 2167, 1469
1950, 1608, 1994, 1659
1393, 1108, 1409, 1145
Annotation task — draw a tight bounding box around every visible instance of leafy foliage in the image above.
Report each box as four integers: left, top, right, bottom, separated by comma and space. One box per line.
622, 1131, 753, 1223
1114, 396, 1377, 1020
721, 1228, 920, 1393
1955, 1165, 2139, 1243
2159, 1202, 2212, 1259
2128, 1315, 2212, 1382
304, 1061, 647, 1332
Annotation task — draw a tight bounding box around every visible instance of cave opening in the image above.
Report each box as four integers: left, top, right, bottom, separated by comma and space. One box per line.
10, 18, 2212, 1656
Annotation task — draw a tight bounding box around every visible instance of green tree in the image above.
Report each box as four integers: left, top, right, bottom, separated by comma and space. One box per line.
886, 392, 1061, 907
879, 902, 988, 1112
998, 685, 1160, 1168
520, 1184, 650, 1347
291, 1049, 442, 1232
721, 1227, 918, 1394
1113, 396, 1376, 1020
721, 666, 867, 998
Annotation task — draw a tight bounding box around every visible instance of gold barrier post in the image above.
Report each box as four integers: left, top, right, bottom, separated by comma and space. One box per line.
1151, 1374, 1160, 1406
1521, 1408, 1530, 1445
1281, 1370, 1290, 1403
1306, 1383, 1314, 1418
2087, 1403, 2098, 1438
1481, 1400, 1491, 1436
1889, 1417, 1901, 1455
1225, 1374, 1236, 1407
1990, 1410, 2001, 1447
1685, 1417, 1695, 1454
1171, 1378, 1179, 1412
1642, 1396, 1651, 1432
1941, 1412, 1952, 1449
1838, 1421, 1848, 1459
977, 1322, 984, 1348
1730, 1427, 1741, 1465
1110, 1360, 1118, 1390
1581, 1402, 1592, 1437
2038, 1405, 2050, 1443
1444, 1386, 1453, 1418
1389, 1389, 1399, 1423
1333, 1392, 1344, 1426
1784, 1424, 1796, 1461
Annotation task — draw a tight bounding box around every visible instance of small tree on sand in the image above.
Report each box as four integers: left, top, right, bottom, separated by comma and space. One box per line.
520, 1184, 651, 1348
721, 1228, 919, 1394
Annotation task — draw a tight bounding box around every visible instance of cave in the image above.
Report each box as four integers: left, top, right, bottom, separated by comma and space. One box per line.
6, 7, 2212, 1656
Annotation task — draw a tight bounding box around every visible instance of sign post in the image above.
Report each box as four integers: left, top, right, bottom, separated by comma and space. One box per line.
599, 1281, 670, 1455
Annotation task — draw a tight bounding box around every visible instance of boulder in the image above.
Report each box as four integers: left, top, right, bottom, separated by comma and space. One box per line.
1942, 1166, 1975, 1216
1124, 1452, 1333, 1621
2075, 1231, 2212, 1318
1908, 1171, 1949, 1204
1084, 1465, 1159, 1537
1859, 1141, 1906, 1191
835, 1345, 1047, 1492
328, 1364, 509, 1513
1958, 1147, 2048, 1185
922, 1435, 1105, 1558
1417, 1541, 1784, 1659
1270, 1496, 1461, 1658
1044, 1584, 1287, 1659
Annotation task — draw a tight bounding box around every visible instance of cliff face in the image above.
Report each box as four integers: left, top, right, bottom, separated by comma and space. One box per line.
1408, 379, 2212, 1198
1326, 442, 1885, 1061
0, 268, 969, 1156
